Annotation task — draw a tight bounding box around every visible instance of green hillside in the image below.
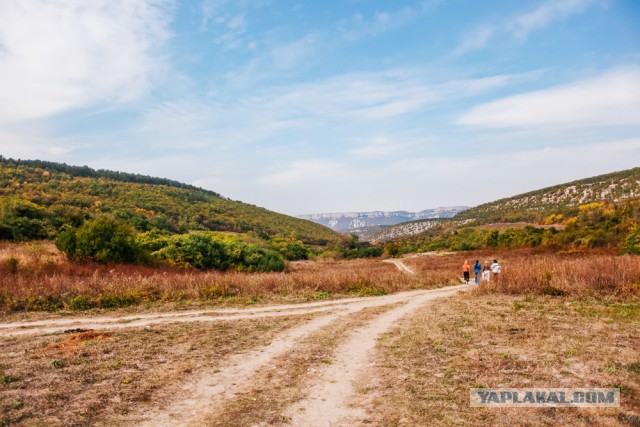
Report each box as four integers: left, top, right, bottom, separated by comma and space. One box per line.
455, 167, 640, 224
0, 157, 340, 245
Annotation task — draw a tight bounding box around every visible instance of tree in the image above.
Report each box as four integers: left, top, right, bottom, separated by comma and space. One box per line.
56, 217, 141, 263
384, 242, 401, 258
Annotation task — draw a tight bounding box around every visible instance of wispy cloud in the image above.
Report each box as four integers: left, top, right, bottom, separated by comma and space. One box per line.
134, 68, 531, 157
338, 4, 422, 41
457, 67, 640, 128
0, 0, 173, 125
454, 0, 604, 54
261, 70, 523, 123
511, 0, 601, 39
454, 25, 495, 56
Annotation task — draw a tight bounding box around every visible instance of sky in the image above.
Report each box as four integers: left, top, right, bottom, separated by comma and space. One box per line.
1, 0, 639, 216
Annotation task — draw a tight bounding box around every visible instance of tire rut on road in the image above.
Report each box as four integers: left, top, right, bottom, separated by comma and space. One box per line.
283, 286, 460, 426
132, 286, 465, 426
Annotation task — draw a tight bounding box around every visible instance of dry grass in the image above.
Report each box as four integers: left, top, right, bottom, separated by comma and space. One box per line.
0, 242, 450, 314
0, 313, 313, 426
2, 241, 638, 315
364, 293, 640, 426
477, 254, 640, 297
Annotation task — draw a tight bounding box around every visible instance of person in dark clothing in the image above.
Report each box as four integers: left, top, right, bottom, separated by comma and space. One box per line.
473, 260, 482, 284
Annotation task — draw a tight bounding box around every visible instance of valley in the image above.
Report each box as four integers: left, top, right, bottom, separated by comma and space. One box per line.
1, 160, 639, 426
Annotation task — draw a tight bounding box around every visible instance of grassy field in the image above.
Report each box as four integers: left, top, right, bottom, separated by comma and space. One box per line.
364, 292, 640, 426
1, 242, 639, 426
0, 242, 456, 315
361, 250, 640, 426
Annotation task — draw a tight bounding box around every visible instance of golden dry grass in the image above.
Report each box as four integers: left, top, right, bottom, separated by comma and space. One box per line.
0, 242, 453, 314
364, 292, 640, 426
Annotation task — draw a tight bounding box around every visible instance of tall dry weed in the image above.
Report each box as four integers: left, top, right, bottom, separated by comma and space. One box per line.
477, 254, 640, 297
0, 244, 444, 312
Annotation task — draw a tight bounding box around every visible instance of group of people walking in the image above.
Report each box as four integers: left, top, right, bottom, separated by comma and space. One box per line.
462, 259, 501, 285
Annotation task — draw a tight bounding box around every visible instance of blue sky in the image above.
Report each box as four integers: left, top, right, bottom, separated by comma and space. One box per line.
1, 0, 639, 215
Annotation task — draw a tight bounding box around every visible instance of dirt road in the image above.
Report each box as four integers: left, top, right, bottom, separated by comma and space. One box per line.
382, 258, 416, 275
133, 284, 465, 426
2, 269, 465, 425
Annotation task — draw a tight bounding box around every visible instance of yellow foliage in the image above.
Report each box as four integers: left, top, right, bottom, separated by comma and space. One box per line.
544, 213, 564, 225
565, 217, 578, 227
135, 207, 155, 216
578, 202, 604, 212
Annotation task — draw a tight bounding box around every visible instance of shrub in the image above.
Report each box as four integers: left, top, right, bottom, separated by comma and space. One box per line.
68, 295, 96, 311
153, 232, 285, 272
99, 292, 140, 309
56, 217, 142, 263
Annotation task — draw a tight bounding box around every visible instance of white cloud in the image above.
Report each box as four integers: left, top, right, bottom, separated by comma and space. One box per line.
133, 69, 532, 156
0, 129, 75, 160
457, 67, 640, 128
454, 26, 494, 55
261, 70, 521, 123
339, 8, 416, 41
511, 0, 601, 39
0, 0, 172, 125
454, 0, 603, 55
385, 138, 640, 209
338, 1, 441, 41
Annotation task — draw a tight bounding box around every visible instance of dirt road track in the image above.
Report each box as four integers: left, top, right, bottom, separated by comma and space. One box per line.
134, 285, 466, 426
382, 258, 416, 275
0, 283, 466, 426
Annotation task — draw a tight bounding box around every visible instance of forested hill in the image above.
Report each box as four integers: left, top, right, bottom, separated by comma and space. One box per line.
454, 167, 640, 224
0, 157, 340, 244
0, 156, 221, 197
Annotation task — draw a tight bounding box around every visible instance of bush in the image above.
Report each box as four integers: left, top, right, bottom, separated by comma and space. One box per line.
271, 235, 310, 260
152, 232, 285, 272
67, 295, 96, 310
56, 217, 142, 263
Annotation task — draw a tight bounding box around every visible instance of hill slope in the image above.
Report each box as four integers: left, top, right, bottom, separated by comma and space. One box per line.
0, 157, 340, 244
455, 167, 640, 224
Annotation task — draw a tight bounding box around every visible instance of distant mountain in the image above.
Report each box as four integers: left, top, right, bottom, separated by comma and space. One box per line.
298, 207, 469, 231
455, 167, 640, 225
0, 157, 341, 245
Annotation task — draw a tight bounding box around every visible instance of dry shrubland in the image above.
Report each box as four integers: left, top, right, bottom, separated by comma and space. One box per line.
475, 252, 640, 297
0, 242, 454, 313
2, 242, 639, 313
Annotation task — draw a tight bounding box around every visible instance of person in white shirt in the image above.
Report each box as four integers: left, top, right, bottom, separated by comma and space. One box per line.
490, 259, 501, 276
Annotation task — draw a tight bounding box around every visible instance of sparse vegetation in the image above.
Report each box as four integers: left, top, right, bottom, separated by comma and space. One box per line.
365, 292, 640, 426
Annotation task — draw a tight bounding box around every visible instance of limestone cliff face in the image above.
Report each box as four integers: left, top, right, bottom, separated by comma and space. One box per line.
298, 207, 469, 231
